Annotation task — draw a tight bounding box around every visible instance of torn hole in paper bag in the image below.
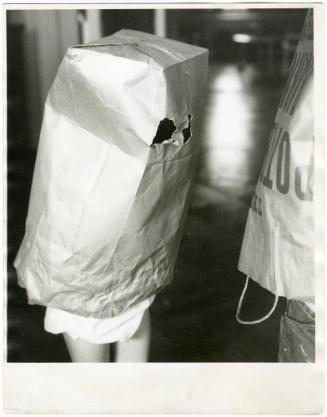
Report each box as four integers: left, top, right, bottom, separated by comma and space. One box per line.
182, 114, 192, 143
151, 114, 192, 146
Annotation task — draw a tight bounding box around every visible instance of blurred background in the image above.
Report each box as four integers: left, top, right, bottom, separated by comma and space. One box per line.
7, 8, 308, 362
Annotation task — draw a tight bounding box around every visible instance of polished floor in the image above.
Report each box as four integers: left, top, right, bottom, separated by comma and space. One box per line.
7, 63, 287, 362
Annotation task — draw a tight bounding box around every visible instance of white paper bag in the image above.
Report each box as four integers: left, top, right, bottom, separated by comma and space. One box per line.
238, 11, 314, 302
14, 30, 208, 318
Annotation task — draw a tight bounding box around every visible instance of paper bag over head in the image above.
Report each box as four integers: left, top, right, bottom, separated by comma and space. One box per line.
14, 30, 209, 319
238, 11, 314, 302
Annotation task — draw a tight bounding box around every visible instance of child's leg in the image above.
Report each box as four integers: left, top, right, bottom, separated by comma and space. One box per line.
115, 309, 151, 362
63, 333, 110, 362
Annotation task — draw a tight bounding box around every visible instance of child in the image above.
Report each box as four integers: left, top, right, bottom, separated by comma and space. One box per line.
14, 30, 208, 362
45, 297, 154, 362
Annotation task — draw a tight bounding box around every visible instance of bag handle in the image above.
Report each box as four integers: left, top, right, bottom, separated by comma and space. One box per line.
236, 276, 279, 325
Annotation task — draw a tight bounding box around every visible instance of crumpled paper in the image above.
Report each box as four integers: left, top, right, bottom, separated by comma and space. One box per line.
238, 11, 314, 301
14, 30, 209, 318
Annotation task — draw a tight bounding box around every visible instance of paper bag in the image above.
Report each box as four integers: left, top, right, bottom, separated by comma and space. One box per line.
14, 30, 209, 318
238, 11, 314, 301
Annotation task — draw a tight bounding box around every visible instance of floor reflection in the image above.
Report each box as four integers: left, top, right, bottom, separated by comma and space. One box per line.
201, 65, 256, 189
150, 64, 288, 362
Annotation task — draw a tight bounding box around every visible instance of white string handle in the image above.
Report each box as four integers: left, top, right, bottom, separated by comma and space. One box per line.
236, 276, 279, 325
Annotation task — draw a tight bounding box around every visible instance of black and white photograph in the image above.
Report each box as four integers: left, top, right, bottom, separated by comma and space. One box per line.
3, 2, 325, 414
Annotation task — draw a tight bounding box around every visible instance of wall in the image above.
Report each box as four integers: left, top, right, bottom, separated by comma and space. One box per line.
8, 10, 80, 146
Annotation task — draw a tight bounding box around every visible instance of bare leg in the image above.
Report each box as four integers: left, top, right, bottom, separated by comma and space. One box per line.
63, 333, 110, 363
115, 309, 151, 362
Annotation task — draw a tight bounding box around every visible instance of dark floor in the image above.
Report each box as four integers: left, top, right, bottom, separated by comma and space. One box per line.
7, 63, 287, 362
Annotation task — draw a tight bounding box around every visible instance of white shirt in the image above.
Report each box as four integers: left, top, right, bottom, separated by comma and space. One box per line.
44, 296, 155, 344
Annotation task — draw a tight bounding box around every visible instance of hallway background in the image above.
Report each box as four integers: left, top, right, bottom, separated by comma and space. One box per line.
7, 8, 307, 362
